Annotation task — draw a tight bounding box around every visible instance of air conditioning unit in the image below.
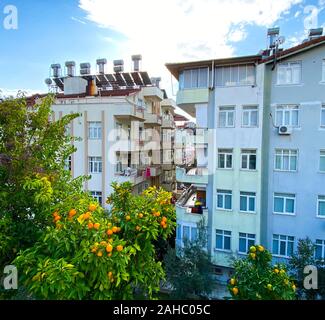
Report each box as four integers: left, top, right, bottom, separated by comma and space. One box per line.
278, 126, 292, 135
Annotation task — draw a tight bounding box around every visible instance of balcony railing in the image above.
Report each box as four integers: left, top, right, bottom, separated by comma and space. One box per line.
176, 166, 208, 184
114, 168, 144, 185
144, 112, 162, 126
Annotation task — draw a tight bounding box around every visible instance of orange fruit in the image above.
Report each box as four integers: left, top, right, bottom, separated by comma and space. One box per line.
138, 213, 143, 219
53, 211, 59, 218
250, 253, 256, 260
162, 224, 168, 229
91, 247, 97, 253
116, 227, 121, 233
54, 216, 61, 222
107, 229, 113, 236
116, 245, 124, 252
88, 222, 94, 229
97, 251, 103, 257
108, 272, 113, 278
107, 253, 112, 257
136, 226, 141, 231
160, 221, 166, 227
156, 211, 161, 217
232, 287, 239, 295
69, 209, 77, 217
93, 223, 100, 230
162, 217, 167, 223
106, 244, 113, 253
83, 212, 91, 220
112, 226, 118, 233
126, 215, 131, 221
230, 278, 236, 285
89, 204, 97, 212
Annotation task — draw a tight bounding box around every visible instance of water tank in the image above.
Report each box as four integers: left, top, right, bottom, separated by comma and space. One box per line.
96, 58, 107, 74
51, 64, 61, 78
80, 62, 91, 75
132, 55, 142, 72
65, 61, 76, 77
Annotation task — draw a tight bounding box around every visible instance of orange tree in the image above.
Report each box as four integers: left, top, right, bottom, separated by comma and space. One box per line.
14, 182, 176, 300
228, 245, 297, 300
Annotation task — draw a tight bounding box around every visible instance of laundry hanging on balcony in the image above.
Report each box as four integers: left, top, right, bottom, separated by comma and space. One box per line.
144, 167, 151, 178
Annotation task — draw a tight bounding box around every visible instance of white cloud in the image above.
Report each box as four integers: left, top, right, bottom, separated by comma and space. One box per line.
294, 10, 301, 18
71, 16, 87, 24
78, 0, 301, 98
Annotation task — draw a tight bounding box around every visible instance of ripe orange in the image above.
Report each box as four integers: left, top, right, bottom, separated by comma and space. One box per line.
116, 227, 121, 233
88, 222, 94, 229
126, 215, 131, 221
138, 213, 143, 219
116, 245, 124, 252
91, 247, 97, 253
53, 211, 59, 218
112, 226, 118, 233
160, 221, 166, 227
69, 209, 77, 217
89, 204, 97, 212
54, 216, 61, 222
106, 244, 113, 253
162, 224, 168, 229
97, 251, 103, 257
156, 211, 161, 217
107, 229, 113, 236
162, 217, 167, 223
83, 212, 91, 220
232, 287, 239, 295
93, 223, 100, 230
108, 271, 113, 278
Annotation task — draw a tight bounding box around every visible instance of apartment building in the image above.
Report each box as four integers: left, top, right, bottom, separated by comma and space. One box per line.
30, 56, 177, 205
166, 28, 325, 279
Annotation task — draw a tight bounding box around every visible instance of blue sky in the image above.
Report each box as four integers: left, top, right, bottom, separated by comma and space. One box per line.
0, 0, 325, 101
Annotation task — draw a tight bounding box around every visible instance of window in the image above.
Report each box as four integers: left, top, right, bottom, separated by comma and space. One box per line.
216, 64, 255, 86
88, 122, 102, 140
272, 234, 294, 257
242, 106, 258, 127
275, 149, 298, 171
241, 149, 256, 170
216, 230, 231, 251
321, 105, 325, 127
320, 151, 325, 172
274, 193, 295, 215
64, 156, 72, 172
182, 225, 198, 243
91, 191, 102, 205
275, 105, 299, 127
315, 239, 325, 260
239, 233, 256, 254
240, 192, 256, 213
217, 190, 232, 210
89, 157, 102, 174
317, 195, 325, 217
322, 60, 325, 82
218, 149, 233, 169
277, 61, 301, 85
219, 106, 235, 127
179, 68, 208, 89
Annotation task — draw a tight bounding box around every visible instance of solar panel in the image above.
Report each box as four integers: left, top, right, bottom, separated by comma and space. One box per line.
115, 73, 127, 86
131, 72, 144, 86
140, 72, 152, 85
106, 74, 119, 88
53, 78, 64, 90
122, 73, 135, 87
96, 74, 109, 87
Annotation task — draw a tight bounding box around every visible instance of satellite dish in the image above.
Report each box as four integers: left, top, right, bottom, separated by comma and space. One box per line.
45, 78, 52, 85
278, 36, 285, 45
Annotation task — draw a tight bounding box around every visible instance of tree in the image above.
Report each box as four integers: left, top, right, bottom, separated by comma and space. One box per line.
164, 219, 214, 299
0, 95, 84, 267
13, 183, 176, 300
289, 238, 325, 299
228, 245, 296, 300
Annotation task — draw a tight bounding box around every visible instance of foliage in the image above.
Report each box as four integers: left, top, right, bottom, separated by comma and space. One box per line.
289, 238, 325, 300
0, 95, 85, 266
13, 183, 176, 300
228, 245, 297, 300
164, 219, 214, 299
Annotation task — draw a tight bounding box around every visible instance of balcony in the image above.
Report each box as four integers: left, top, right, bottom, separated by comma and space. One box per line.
114, 168, 144, 186
176, 166, 208, 184
194, 128, 208, 145
142, 86, 164, 102
162, 116, 175, 129
115, 105, 145, 122
176, 88, 209, 117
144, 112, 162, 127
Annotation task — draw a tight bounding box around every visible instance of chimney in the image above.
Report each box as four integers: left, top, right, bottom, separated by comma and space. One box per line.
308, 28, 323, 40
65, 61, 76, 77
131, 55, 142, 72
80, 62, 91, 75
150, 77, 161, 88
51, 64, 61, 78
113, 60, 124, 73
96, 58, 107, 74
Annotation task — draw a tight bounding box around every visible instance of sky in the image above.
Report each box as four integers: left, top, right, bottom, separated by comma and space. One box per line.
0, 0, 325, 118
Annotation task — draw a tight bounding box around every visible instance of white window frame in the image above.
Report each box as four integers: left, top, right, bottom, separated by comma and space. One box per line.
317, 195, 325, 218
320, 150, 325, 173
238, 233, 256, 254
275, 105, 300, 127
277, 61, 302, 85
177, 222, 199, 246
242, 106, 258, 127
274, 149, 298, 172
215, 229, 232, 252
315, 239, 325, 260
218, 149, 233, 169
65, 156, 72, 172
272, 234, 295, 258
218, 106, 235, 128
216, 189, 232, 211
241, 149, 257, 170
240, 192, 256, 213
89, 156, 102, 174
91, 191, 102, 205
273, 192, 296, 215
180, 67, 209, 89
321, 105, 325, 127
216, 64, 256, 87
88, 122, 102, 140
